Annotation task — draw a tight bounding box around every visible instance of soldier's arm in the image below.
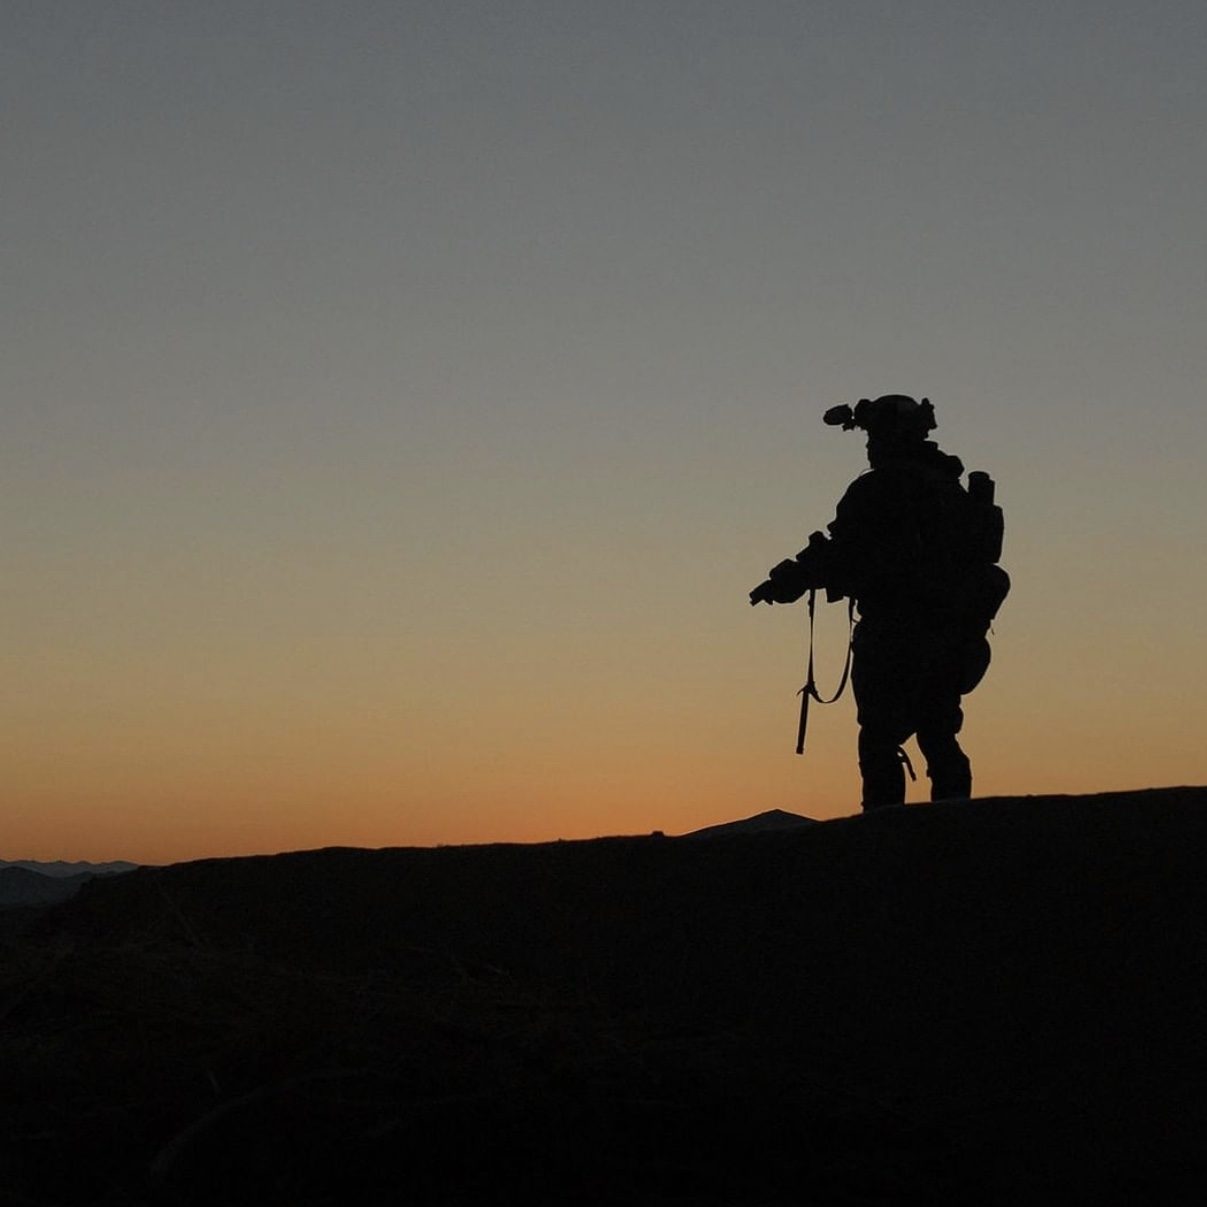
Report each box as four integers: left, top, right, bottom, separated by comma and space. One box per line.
749, 531, 832, 606
822, 473, 889, 602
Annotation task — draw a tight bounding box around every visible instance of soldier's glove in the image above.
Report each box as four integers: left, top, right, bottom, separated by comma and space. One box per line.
749, 559, 811, 606
768, 558, 810, 604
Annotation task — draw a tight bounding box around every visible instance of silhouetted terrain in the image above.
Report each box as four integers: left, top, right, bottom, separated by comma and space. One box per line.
5, 787, 1207, 1205
684, 807, 816, 838
0, 859, 139, 879
0, 866, 98, 907
0, 865, 137, 908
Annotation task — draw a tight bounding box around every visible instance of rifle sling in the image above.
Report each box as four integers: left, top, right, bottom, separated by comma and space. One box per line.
795, 592, 855, 755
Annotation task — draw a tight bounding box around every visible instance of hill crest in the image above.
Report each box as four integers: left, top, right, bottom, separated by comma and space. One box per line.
22, 785, 1207, 1203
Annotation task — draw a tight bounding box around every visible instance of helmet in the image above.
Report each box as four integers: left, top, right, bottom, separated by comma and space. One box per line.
824, 395, 936, 441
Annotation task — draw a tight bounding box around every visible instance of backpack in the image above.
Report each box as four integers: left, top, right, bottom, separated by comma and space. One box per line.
963, 471, 1010, 631
887, 462, 1009, 633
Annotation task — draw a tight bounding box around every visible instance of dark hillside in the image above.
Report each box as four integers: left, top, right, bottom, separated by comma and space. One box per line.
8, 787, 1207, 1205
0, 866, 96, 907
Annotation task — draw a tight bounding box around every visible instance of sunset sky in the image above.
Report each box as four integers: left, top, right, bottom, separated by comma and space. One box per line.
7, 1, 1207, 863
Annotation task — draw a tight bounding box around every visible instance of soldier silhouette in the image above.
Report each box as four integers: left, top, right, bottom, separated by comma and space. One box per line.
750, 396, 1009, 810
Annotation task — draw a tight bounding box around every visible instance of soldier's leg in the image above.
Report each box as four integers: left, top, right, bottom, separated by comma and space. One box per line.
916, 726, 971, 800
916, 691, 971, 801
858, 727, 907, 808
852, 627, 911, 810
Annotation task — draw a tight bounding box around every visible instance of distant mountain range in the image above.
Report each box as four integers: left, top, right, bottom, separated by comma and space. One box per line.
0, 859, 139, 878
0, 860, 138, 908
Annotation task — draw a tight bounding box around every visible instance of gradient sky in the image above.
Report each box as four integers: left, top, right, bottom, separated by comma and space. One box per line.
6, 1, 1207, 862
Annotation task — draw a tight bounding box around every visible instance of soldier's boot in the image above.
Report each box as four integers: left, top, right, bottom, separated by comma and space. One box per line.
858, 732, 906, 810
919, 734, 972, 801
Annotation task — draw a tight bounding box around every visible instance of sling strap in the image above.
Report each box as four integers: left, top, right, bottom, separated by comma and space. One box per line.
795, 592, 855, 755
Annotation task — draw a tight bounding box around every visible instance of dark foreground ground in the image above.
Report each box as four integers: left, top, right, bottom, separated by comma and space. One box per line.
5, 787, 1207, 1206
